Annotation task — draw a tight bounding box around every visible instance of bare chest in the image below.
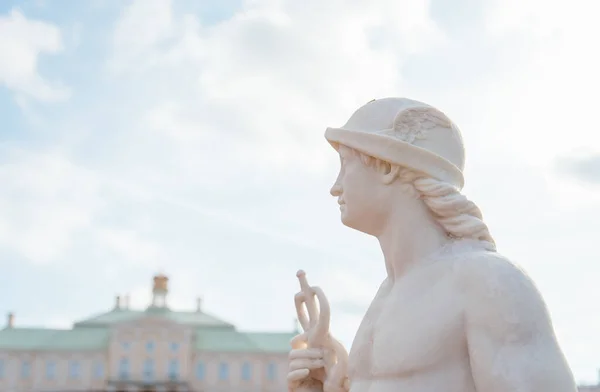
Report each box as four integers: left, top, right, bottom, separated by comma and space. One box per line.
348, 265, 466, 379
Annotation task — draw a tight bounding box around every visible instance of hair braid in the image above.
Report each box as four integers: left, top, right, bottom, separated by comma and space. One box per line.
413, 177, 495, 248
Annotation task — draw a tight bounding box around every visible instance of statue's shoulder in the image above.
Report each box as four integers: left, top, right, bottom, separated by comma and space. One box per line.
454, 247, 553, 344
451, 248, 543, 304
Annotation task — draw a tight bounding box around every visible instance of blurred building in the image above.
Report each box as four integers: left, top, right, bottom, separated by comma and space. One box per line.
580, 380, 600, 392
0, 274, 295, 392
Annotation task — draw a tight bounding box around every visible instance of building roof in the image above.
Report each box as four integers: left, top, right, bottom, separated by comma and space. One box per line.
0, 273, 295, 354
0, 327, 109, 351
0, 326, 294, 353
73, 306, 234, 328
195, 329, 295, 353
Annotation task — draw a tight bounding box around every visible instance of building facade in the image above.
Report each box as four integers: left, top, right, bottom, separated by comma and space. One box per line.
0, 274, 296, 392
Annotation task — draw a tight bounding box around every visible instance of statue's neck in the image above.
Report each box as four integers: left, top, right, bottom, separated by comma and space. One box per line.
377, 204, 450, 281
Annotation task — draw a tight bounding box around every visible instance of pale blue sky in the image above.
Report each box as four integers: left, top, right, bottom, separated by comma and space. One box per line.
1, 0, 600, 384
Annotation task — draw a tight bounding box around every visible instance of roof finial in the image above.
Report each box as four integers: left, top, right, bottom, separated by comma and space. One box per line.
6, 312, 14, 329
152, 273, 169, 308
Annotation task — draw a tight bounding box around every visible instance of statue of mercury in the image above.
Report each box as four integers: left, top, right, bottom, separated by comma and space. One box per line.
287, 98, 577, 392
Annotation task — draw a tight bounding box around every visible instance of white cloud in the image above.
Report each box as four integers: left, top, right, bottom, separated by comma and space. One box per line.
483, 0, 564, 38
0, 147, 102, 264
108, 0, 178, 74
104, 0, 447, 179
475, 0, 600, 166
555, 153, 600, 186
0, 147, 164, 267
0, 8, 70, 101
94, 228, 163, 268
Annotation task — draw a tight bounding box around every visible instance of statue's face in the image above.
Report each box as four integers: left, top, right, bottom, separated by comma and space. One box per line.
330, 145, 390, 236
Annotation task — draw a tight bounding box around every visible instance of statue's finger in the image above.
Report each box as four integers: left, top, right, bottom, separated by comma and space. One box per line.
289, 358, 325, 372
290, 335, 303, 349
287, 368, 310, 382
295, 292, 311, 331
305, 291, 319, 327
289, 348, 324, 360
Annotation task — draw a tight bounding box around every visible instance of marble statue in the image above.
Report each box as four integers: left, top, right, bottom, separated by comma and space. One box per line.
288, 98, 577, 392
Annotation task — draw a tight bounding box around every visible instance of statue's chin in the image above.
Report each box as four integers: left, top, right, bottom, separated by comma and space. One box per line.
340, 212, 366, 235
340, 210, 379, 237
339, 208, 350, 226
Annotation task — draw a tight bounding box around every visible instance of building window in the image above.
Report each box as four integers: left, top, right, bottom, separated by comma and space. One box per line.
218, 362, 229, 381
69, 360, 81, 379
93, 362, 104, 379
146, 341, 155, 353
21, 361, 31, 379
267, 362, 277, 381
0, 359, 5, 379
121, 342, 130, 350
118, 358, 129, 380
143, 359, 154, 382
168, 359, 179, 380
170, 342, 179, 352
195, 362, 205, 380
241, 362, 252, 381
46, 361, 56, 380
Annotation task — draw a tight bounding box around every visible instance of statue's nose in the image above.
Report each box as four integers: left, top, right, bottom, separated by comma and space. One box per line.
330, 182, 342, 197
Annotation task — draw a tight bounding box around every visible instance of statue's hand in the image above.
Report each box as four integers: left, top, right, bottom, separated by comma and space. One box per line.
288, 333, 349, 392
288, 346, 327, 386
292, 271, 349, 392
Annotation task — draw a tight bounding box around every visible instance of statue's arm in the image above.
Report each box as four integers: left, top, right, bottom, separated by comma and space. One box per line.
460, 255, 577, 392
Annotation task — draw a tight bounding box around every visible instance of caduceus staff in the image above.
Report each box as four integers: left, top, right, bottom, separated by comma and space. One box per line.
293, 270, 349, 392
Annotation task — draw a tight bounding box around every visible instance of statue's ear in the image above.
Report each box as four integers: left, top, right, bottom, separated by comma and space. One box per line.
382, 165, 400, 185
